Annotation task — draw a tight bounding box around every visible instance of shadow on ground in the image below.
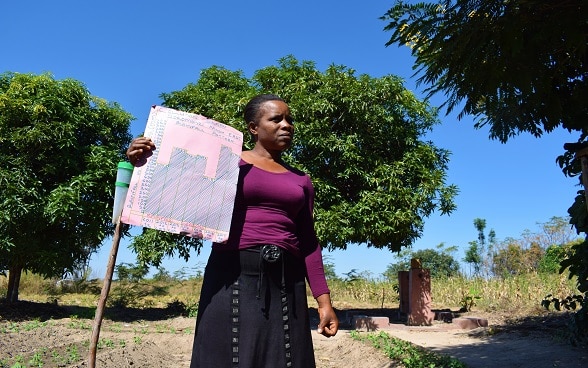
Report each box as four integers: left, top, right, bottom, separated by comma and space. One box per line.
0, 299, 188, 322
3, 300, 584, 344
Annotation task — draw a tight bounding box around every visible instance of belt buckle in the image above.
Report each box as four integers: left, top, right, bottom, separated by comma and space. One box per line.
261, 245, 281, 263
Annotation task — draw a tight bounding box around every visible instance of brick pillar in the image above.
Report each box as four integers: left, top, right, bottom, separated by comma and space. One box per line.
398, 271, 409, 313
407, 267, 435, 326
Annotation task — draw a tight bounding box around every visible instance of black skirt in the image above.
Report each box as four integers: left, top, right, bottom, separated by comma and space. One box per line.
190, 246, 316, 368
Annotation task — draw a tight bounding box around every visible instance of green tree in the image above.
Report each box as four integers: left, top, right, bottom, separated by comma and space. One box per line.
492, 239, 544, 276
465, 218, 496, 277
521, 216, 582, 274
538, 245, 563, 274
385, 243, 460, 279
489, 220, 580, 275
129, 227, 203, 269
0, 72, 133, 302
382, 1, 587, 338
492, 239, 525, 277
413, 247, 460, 278
521, 216, 581, 250
131, 55, 458, 264
382, 0, 587, 142
322, 255, 339, 281
115, 262, 149, 282
463, 241, 481, 276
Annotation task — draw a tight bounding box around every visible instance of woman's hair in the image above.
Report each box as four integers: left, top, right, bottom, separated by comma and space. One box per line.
243, 94, 285, 124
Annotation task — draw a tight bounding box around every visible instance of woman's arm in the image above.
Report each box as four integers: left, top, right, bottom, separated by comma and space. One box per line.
298, 174, 338, 336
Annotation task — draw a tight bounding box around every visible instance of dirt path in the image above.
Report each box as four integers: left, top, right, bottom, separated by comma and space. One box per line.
383, 323, 588, 368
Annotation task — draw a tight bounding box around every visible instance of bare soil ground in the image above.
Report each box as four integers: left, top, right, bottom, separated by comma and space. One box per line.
0, 301, 586, 368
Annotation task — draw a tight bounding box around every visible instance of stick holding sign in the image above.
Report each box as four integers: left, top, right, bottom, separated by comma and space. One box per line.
88, 218, 124, 368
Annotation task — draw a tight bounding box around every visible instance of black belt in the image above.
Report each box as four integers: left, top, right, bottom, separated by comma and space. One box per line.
244, 245, 284, 299
259, 244, 282, 263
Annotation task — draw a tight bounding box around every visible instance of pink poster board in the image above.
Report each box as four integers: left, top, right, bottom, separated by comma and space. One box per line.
121, 106, 243, 243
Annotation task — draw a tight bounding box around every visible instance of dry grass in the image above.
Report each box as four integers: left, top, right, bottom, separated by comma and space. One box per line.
0, 271, 580, 316
327, 272, 578, 315
431, 272, 578, 314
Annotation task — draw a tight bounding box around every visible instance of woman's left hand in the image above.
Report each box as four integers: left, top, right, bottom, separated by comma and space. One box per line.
126, 137, 156, 166
316, 294, 339, 337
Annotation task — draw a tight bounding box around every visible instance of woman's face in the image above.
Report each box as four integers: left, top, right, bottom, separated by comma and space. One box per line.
249, 100, 294, 151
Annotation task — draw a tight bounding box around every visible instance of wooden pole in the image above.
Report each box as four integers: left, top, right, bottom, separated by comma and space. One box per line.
88, 219, 123, 367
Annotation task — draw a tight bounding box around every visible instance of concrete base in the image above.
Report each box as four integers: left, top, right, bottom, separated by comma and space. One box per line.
350, 313, 489, 332
353, 316, 390, 331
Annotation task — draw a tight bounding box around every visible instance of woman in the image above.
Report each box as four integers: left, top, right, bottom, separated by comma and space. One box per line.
127, 94, 338, 368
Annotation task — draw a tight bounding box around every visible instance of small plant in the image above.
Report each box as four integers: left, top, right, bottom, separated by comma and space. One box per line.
67, 316, 91, 330
66, 345, 80, 364
28, 352, 44, 367
155, 324, 167, 333
10, 355, 26, 368
351, 330, 466, 368
2, 322, 20, 333
98, 339, 115, 348
109, 323, 122, 333
133, 336, 143, 345
187, 301, 199, 318
50, 350, 63, 364
23, 319, 47, 331
459, 287, 481, 312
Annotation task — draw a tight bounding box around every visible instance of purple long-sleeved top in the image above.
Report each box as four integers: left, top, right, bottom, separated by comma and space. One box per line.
212, 159, 329, 298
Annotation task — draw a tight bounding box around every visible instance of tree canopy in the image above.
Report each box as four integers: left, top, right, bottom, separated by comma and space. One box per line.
130, 56, 458, 264
0, 72, 133, 301
382, 0, 588, 143
382, 0, 588, 341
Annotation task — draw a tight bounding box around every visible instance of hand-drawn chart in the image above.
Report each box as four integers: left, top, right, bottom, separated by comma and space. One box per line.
121, 106, 243, 243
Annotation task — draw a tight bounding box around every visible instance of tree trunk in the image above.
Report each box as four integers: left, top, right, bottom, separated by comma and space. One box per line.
6, 265, 23, 303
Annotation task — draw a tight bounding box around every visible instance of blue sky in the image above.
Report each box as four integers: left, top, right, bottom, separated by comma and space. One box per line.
2, 1, 581, 278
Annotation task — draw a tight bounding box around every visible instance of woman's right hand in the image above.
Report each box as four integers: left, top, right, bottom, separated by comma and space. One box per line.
126, 137, 156, 166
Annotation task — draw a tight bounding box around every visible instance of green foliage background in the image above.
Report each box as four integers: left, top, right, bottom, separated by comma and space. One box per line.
0, 72, 133, 300
134, 56, 457, 264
